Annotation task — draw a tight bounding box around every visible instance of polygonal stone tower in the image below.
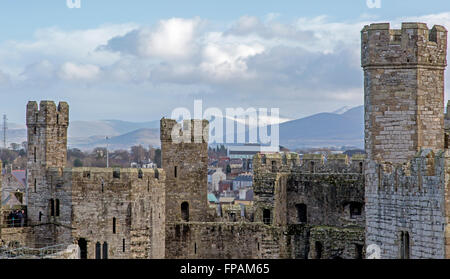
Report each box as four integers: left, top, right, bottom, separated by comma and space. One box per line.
26, 101, 69, 228
363, 23, 449, 259
362, 22, 447, 164
160, 118, 209, 224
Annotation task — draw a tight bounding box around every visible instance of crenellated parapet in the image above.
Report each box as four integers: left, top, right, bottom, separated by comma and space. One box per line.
361, 22, 447, 68
160, 118, 209, 144
253, 153, 366, 176
366, 149, 448, 194
26, 101, 69, 127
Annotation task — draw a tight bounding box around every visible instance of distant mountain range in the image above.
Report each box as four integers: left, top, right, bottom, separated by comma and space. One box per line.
2, 106, 364, 150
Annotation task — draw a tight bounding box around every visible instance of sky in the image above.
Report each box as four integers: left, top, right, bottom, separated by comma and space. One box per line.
1, 0, 450, 123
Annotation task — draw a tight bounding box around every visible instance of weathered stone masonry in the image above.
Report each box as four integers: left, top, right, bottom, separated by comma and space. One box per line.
362, 22, 450, 259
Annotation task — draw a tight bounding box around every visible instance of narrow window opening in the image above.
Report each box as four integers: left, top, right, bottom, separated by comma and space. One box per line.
400, 231, 410, 259
263, 209, 271, 225
174, 166, 178, 178
95, 242, 101, 259
310, 161, 315, 173
138, 169, 143, 179
102, 242, 108, 259
34, 147, 37, 163
181, 202, 189, 222
194, 242, 197, 254
34, 179, 37, 193
113, 217, 116, 234
315, 241, 323, 259
355, 244, 364, 259
296, 203, 307, 223
123, 239, 126, 253
50, 199, 55, 217
39, 212, 42, 222
359, 162, 363, 174
78, 238, 87, 259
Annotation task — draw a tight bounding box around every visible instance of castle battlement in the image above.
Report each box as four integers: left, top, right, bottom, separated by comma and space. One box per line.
361, 22, 447, 68
366, 149, 448, 194
45, 167, 165, 189
253, 152, 366, 174
160, 118, 209, 143
26, 101, 69, 127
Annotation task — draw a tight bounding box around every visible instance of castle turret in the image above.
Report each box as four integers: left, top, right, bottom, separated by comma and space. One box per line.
26, 101, 69, 229
160, 118, 209, 224
362, 23, 447, 163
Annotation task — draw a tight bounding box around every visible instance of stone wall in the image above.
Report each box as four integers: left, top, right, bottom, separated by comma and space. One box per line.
365, 150, 447, 258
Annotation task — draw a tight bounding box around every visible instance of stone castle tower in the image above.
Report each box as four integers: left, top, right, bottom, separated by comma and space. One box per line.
363, 23, 449, 258
160, 118, 209, 224
26, 101, 69, 227
362, 22, 447, 164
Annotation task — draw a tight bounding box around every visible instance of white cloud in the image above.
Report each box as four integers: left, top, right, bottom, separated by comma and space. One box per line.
59, 62, 101, 81
1, 13, 450, 122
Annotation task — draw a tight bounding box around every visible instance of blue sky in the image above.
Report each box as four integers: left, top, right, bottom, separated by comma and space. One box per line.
0, 0, 450, 123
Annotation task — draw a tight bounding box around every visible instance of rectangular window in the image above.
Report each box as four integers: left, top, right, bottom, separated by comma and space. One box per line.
174, 166, 177, 178
123, 239, 126, 253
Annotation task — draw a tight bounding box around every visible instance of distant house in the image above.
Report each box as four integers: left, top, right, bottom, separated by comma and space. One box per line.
233, 174, 253, 190
211, 168, 226, 192
218, 180, 233, 193
208, 193, 218, 205
2, 169, 27, 207
219, 196, 235, 205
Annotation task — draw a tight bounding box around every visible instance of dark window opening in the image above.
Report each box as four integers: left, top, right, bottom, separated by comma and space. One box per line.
296, 204, 307, 223
263, 209, 271, 225
56, 114, 59, 124
181, 202, 189, 222
34, 126, 37, 135
229, 213, 236, 222
262, 155, 266, 164
154, 169, 159, 179
34, 179, 37, 193
349, 202, 363, 219
400, 231, 410, 259
113, 169, 120, 179
78, 238, 87, 259
123, 239, 126, 253
315, 241, 323, 259
310, 161, 315, 173
39, 212, 42, 222
55, 199, 60, 217
194, 242, 197, 254
359, 162, 364, 174
355, 244, 364, 259
138, 169, 143, 179
50, 199, 55, 217
271, 161, 277, 172
102, 242, 108, 259
101, 182, 104, 193
95, 242, 101, 259
126, 203, 132, 226
174, 166, 178, 178
83, 171, 91, 178
113, 217, 116, 234
34, 147, 37, 163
